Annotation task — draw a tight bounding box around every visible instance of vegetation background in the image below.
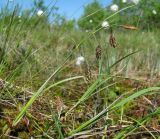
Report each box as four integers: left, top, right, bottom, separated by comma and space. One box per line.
0, 0, 160, 138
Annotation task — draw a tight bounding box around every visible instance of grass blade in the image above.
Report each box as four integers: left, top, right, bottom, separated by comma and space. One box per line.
12, 76, 83, 126
69, 87, 160, 135
66, 77, 111, 116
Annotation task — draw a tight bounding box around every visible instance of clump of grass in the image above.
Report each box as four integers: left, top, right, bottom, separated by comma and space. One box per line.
0, 2, 160, 139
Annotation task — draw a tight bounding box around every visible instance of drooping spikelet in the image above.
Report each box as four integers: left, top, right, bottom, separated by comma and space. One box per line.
109, 28, 117, 48
96, 45, 102, 60
120, 25, 138, 30
83, 62, 92, 83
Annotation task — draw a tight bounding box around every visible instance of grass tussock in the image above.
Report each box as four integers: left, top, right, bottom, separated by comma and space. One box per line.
0, 1, 160, 139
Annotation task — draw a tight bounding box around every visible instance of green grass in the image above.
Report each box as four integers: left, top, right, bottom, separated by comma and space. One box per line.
0, 2, 160, 139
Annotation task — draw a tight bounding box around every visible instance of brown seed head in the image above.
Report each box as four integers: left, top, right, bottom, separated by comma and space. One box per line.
120, 25, 138, 30
84, 64, 92, 83
96, 45, 102, 60
109, 28, 117, 48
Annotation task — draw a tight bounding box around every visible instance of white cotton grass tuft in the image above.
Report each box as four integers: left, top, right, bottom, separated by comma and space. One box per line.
152, 10, 157, 15
37, 10, 44, 16
131, 0, 140, 5
18, 15, 21, 23
76, 56, 85, 66
19, 19, 22, 23
101, 21, 109, 29
122, 0, 127, 3
89, 19, 93, 23
86, 30, 89, 33
110, 4, 119, 12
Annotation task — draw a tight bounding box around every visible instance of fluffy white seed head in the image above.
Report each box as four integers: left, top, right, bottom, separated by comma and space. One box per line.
110, 4, 119, 12
89, 19, 93, 23
122, 0, 127, 3
86, 30, 89, 33
76, 56, 85, 66
37, 10, 44, 16
101, 21, 109, 29
131, 0, 140, 5
152, 10, 157, 15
